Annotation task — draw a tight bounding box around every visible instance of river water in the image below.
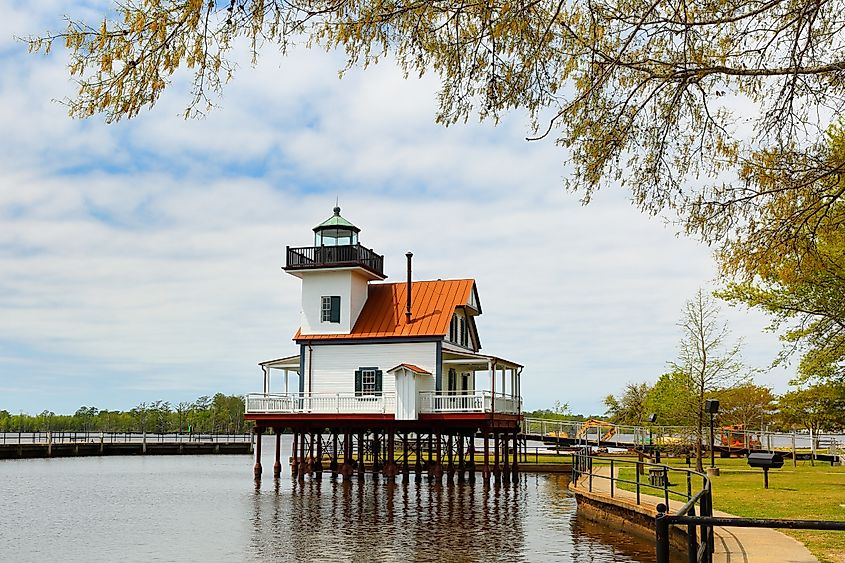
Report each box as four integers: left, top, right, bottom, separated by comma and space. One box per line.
0, 438, 660, 562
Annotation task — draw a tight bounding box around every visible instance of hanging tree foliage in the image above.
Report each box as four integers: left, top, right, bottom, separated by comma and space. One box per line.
26, 1, 845, 262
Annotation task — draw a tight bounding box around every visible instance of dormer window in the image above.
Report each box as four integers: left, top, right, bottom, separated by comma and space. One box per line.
321, 296, 341, 323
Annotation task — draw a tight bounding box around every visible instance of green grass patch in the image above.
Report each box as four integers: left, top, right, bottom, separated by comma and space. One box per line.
607, 455, 845, 563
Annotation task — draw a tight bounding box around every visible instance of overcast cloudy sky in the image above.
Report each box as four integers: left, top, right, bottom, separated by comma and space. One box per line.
0, 1, 795, 416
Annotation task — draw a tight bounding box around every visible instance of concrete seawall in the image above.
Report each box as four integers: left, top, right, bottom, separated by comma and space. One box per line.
0, 441, 252, 459
569, 465, 818, 562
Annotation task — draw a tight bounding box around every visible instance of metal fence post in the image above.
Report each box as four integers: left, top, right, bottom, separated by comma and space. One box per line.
655, 506, 671, 563
636, 461, 641, 505
610, 459, 615, 498
686, 505, 698, 563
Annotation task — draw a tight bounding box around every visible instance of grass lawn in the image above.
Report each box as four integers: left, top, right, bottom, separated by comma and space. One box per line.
609, 455, 845, 563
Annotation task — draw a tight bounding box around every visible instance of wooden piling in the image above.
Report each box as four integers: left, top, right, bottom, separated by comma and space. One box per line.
483, 432, 490, 482
291, 432, 299, 478
308, 432, 316, 476
502, 433, 511, 484
372, 431, 380, 479
446, 434, 455, 483
415, 433, 422, 482
331, 431, 339, 478
357, 431, 365, 479
511, 432, 519, 483
273, 429, 281, 479
253, 427, 263, 479
402, 432, 410, 483
468, 432, 476, 483
493, 432, 500, 483
315, 432, 323, 477
434, 432, 443, 482
385, 428, 396, 479
299, 431, 307, 481
341, 430, 353, 481
457, 434, 466, 483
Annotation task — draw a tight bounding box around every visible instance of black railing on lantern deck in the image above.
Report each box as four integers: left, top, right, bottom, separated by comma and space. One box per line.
285, 244, 385, 277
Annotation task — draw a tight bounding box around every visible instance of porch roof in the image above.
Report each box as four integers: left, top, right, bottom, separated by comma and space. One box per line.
441, 349, 523, 371
259, 354, 300, 370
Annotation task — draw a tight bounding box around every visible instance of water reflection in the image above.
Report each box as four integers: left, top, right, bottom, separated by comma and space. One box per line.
249, 473, 656, 562
0, 454, 660, 562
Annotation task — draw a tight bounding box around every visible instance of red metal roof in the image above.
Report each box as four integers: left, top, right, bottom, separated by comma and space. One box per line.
388, 363, 432, 375
295, 279, 475, 341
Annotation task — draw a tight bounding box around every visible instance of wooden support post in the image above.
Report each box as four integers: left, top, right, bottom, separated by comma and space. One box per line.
446, 434, 455, 483
402, 432, 410, 483
427, 433, 434, 472
331, 431, 339, 478
457, 434, 466, 483
415, 433, 422, 482
357, 431, 365, 479
308, 432, 316, 476
502, 433, 510, 484
273, 429, 282, 479
372, 431, 380, 479
434, 432, 443, 482
468, 432, 476, 483
493, 432, 500, 483
483, 432, 490, 482
511, 432, 519, 483
253, 427, 263, 479
299, 431, 307, 480
341, 430, 353, 481
291, 432, 299, 478
315, 432, 323, 477
383, 428, 396, 479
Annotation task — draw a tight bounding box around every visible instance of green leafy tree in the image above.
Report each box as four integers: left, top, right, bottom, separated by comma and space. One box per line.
777, 382, 845, 434
713, 384, 776, 430
26, 1, 845, 269
643, 370, 698, 428
719, 127, 845, 383
604, 382, 651, 426
175, 401, 191, 433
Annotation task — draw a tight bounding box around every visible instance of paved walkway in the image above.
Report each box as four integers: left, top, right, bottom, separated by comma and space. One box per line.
571, 466, 817, 563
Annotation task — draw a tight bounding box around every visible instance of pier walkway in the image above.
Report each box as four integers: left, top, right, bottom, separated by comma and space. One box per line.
571, 465, 817, 563
0, 432, 252, 459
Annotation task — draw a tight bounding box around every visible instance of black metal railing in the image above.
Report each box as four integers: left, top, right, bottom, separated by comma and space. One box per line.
285, 244, 384, 276
571, 450, 715, 562
656, 511, 845, 563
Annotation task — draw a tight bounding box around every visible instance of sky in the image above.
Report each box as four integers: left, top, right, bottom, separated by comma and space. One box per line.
0, 1, 797, 416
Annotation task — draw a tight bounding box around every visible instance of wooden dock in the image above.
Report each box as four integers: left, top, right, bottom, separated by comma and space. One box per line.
0, 433, 253, 459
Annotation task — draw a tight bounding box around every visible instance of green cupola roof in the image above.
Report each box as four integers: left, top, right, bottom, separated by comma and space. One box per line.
313, 206, 360, 233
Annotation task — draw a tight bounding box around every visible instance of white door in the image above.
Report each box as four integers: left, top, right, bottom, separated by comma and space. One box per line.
394, 369, 418, 420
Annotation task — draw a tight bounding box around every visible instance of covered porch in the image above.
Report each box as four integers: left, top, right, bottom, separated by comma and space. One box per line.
244, 350, 522, 417
424, 349, 522, 414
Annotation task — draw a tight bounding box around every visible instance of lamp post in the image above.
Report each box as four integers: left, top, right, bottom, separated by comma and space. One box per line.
647, 413, 658, 463
705, 399, 720, 476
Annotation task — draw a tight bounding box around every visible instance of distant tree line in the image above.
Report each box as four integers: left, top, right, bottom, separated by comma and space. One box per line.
0, 394, 248, 434
603, 378, 845, 435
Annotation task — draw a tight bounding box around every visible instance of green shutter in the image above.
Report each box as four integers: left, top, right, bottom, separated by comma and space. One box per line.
330, 296, 341, 323
375, 370, 383, 395
354, 369, 362, 396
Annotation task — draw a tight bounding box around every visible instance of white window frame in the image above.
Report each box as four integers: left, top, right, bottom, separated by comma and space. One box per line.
361, 369, 378, 396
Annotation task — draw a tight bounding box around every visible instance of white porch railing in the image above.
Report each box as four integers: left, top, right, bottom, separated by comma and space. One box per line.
245, 392, 396, 414
418, 391, 521, 414
245, 391, 522, 415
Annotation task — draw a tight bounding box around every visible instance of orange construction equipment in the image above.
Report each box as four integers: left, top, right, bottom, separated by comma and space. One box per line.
575, 418, 616, 441
720, 424, 761, 449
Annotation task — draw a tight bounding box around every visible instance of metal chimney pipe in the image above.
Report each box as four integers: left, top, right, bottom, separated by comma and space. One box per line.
405, 251, 413, 323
